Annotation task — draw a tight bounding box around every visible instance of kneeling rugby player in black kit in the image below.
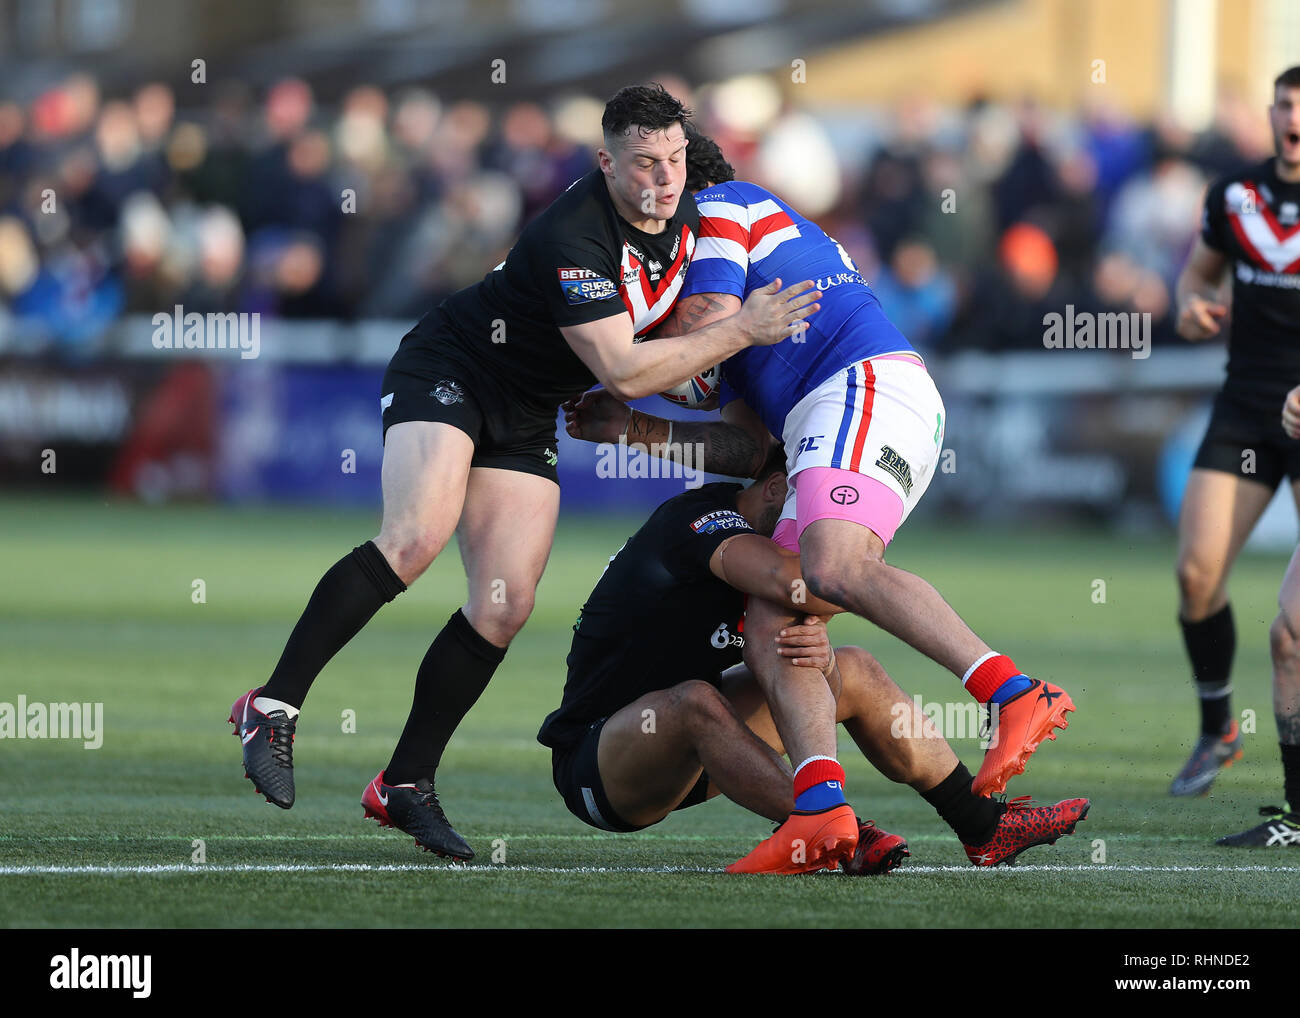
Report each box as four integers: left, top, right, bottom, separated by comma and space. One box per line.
537, 449, 1090, 872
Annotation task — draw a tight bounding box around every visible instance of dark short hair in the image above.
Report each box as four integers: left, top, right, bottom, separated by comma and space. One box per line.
753, 443, 787, 483
602, 83, 691, 148
1275, 66, 1300, 92
684, 121, 736, 192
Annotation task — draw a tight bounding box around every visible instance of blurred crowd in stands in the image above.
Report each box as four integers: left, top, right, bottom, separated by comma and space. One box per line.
0, 70, 1273, 358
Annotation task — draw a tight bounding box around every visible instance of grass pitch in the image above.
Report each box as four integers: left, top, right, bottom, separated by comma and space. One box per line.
2, 495, 1298, 929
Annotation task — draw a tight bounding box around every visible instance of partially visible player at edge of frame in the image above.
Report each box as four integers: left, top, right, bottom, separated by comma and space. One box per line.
1215, 384, 1300, 847
564, 122, 1076, 873
536, 450, 1090, 872
1168, 67, 1300, 848
227, 84, 823, 859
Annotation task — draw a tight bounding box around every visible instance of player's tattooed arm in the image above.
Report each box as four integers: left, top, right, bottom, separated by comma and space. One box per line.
563, 390, 776, 477
664, 418, 769, 476
643, 394, 775, 477
648, 292, 736, 340
624, 411, 768, 477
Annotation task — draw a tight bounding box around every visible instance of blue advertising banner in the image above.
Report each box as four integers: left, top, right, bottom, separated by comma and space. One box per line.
216, 364, 734, 511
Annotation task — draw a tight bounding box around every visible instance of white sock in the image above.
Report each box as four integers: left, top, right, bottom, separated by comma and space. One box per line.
253, 696, 300, 720
793, 755, 839, 776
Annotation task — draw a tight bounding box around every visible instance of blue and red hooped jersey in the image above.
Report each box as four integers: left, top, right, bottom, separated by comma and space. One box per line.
678, 180, 914, 436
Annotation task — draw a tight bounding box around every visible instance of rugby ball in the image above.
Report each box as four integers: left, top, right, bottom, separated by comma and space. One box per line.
659, 366, 720, 408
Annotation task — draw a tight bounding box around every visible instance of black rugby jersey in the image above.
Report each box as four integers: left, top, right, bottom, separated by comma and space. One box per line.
1201, 158, 1300, 406
434, 169, 699, 406
537, 483, 755, 750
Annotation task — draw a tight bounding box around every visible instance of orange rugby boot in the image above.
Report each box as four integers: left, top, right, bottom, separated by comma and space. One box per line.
725, 803, 859, 875
972, 679, 1075, 796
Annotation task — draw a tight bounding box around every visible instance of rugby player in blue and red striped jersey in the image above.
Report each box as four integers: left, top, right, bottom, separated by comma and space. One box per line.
565, 124, 1079, 872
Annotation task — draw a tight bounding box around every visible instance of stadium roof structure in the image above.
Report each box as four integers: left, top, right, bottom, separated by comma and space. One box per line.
0, 0, 1005, 103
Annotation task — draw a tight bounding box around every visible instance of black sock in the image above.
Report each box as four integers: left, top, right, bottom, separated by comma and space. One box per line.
1282, 743, 1300, 813
385, 609, 507, 785
921, 762, 1001, 845
1179, 603, 1235, 735
261, 542, 406, 709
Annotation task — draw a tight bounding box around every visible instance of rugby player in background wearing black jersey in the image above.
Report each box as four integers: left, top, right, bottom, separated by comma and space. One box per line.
538, 450, 1090, 872
1170, 68, 1300, 834
227, 84, 821, 859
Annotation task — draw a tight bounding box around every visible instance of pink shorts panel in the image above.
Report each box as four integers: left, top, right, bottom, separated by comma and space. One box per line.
871, 352, 927, 367
794, 466, 905, 547
772, 518, 801, 552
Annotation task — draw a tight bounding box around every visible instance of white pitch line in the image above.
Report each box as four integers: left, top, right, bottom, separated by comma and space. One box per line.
1, 863, 1297, 876
0, 833, 1228, 844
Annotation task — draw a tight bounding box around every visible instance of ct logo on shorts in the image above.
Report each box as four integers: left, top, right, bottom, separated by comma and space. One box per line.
430, 380, 465, 406
829, 485, 860, 506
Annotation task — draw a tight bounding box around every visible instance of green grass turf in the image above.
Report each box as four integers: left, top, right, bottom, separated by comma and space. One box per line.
2, 495, 1299, 928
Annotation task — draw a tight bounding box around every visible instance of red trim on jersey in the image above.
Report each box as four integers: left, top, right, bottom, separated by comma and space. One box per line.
1228, 209, 1275, 271
622, 225, 693, 309
847, 361, 877, 473
1253, 181, 1300, 241
1227, 180, 1300, 271
646, 225, 692, 302
634, 253, 655, 306
699, 214, 749, 246
749, 209, 796, 248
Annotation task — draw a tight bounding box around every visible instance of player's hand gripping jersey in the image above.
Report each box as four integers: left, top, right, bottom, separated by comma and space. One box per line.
680, 181, 943, 548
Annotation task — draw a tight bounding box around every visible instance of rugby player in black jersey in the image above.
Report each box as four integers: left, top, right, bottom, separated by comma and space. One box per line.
538, 450, 1089, 872
227, 84, 821, 859
1172, 66, 1300, 846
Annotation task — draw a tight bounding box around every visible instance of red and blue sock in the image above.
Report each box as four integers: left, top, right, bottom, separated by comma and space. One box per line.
963, 652, 1032, 705
793, 757, 847, 812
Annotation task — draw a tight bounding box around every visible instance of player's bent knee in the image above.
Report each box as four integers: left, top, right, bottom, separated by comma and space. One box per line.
375, 530, 444, 584
467, 594, 535, 645
834, 645, 898, 710
803, 565, 854, 611
671, 680, 733, 730
834, 646, 879, 683
1175, 555, 1220, 612
1270, 613, 1300, 665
